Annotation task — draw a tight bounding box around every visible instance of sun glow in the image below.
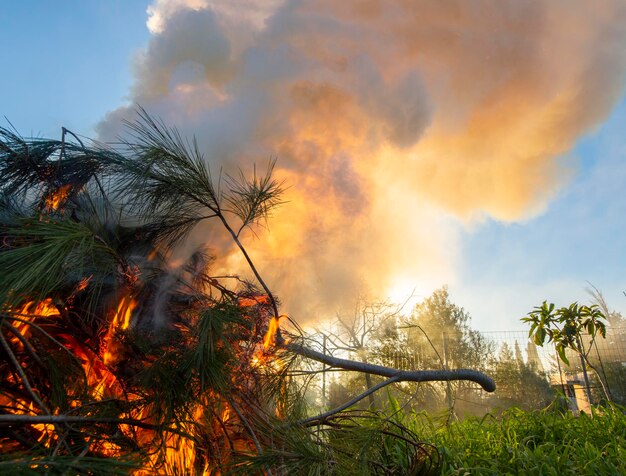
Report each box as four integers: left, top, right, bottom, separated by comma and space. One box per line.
385, 279, 423, 310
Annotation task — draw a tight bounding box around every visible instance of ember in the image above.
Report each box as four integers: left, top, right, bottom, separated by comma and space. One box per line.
43, 184, 71, 211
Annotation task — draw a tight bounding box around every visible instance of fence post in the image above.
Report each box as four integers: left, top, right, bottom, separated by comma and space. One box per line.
442, 332, 454, 417
579, 352, 593, 406
322, 333, 327, 410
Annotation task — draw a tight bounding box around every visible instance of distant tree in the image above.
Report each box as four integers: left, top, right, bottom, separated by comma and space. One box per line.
404, 287, 493, 371
526, 341, 545, 373
514, 341, 524, 364
319, 287, 495, 415
587, 284, 625, 327
490, 343, 554, 410
318, 299, 406, 407
586, 285, 626, 404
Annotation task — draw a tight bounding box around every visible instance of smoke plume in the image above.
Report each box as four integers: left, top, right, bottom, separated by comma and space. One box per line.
98, 0, 626, 320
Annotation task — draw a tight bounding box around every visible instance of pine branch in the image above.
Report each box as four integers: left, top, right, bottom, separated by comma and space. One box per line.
0, 332, 51, 415
0, 414, 195, 440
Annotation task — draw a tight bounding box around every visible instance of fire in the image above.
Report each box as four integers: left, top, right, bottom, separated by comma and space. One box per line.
262, 316, 281, 351
75, 276, 91, 293
17, 298, 60, 318
11, 298, 60, 340
147, 248, 159, 261
221, 404, 231, 422
112, 295, 137, 331
102, 294, 137, 365
238, 294, 269, 307
44, 184, 71, 211
2, 288, 286, 472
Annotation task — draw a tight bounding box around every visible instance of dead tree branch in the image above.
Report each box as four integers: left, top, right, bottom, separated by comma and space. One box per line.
286, 343, 496, 392
299, 376, 401, 426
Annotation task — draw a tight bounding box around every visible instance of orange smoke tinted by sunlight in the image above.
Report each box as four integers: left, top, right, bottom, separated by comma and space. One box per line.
44, 184, 72, 211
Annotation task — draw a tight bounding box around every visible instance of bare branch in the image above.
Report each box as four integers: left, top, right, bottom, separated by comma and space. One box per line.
286, 343, 496, 392
299, 376, 401, 426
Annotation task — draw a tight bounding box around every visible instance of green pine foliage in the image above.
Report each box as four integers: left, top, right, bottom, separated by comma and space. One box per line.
0, 115, 433, 475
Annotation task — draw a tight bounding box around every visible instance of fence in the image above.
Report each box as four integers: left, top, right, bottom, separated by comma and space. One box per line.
307, 326, 626, 417
477, 328, 626, 413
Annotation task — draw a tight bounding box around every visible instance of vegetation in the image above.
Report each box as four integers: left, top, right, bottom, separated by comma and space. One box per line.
0, 112, 297, 474
489, 344, 554, 411
404, 403, 626, 475
321, 288, 552, 417
523, 302, 607, 367
1, 113, 623, 474
523, 301, 610, 402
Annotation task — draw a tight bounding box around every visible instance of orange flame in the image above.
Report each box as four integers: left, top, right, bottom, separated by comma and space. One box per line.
262, 316, 281, 351
221, 405, 231, 423
113, 295, 137, 331
17, 299, 60, 318
238, 294, 269, 307
11, 299, 60, 339
5, 290, 280, 471
103, 295, 137, 366
44, 184, 72, 211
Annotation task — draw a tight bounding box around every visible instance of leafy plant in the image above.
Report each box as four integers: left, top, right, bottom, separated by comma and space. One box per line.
522, 301, 606, 366
522, 301, 610, 401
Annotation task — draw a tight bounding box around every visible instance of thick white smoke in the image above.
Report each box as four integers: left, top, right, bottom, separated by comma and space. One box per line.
99, 0, 626, 320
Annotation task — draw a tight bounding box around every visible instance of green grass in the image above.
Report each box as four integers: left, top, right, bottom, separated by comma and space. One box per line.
402, 403, 626, 475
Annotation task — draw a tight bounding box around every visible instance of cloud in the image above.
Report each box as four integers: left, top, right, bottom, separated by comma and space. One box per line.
98, 0, 626, 320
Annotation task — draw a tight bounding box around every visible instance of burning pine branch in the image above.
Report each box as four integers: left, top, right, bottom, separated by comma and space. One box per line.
0, 113, 493, 475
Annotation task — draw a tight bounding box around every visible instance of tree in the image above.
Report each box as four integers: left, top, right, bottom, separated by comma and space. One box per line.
586, 285, 626, 404
400, 288, 494, 415
489, 343, 554, 411
404, 287, 493, 372
318, 298, 406, 408
514, 341, 523, 364
522, 301, 610, 403
319, 288, 496, 417
526, 341, 544, 373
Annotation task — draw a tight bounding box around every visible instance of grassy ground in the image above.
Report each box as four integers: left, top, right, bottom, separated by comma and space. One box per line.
404, 403, 626, 475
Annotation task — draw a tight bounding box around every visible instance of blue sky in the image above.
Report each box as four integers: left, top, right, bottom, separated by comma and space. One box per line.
0, 1, 150, 137
455, 100, 626, 330
2, 1, 626, 331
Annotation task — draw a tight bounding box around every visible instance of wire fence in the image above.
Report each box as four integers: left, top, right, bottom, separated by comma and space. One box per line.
477, 327, 626, 413
308, 326, 626, 417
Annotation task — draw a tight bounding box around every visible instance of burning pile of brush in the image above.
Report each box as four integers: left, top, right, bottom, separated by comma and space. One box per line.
0, 114, 300, 474
0, 113, 491, 474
